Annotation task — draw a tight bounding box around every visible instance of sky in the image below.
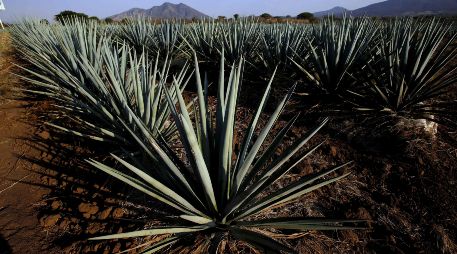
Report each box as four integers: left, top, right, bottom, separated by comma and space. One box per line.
0, 0, 384, 23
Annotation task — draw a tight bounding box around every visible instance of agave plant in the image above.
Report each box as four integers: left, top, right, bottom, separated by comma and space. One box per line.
151, 21, 184, 59
259, 23, 309, 71
292, 16, 380, 94
11, 19, 183, 145
218, 18, 262, 64
115, 18, 157, 53
183, 19, 220, 62
347, 18, 457, 128
87, 52, 362, 253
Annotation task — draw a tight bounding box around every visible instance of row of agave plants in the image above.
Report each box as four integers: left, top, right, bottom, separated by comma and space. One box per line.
112, 16, 457, 131
9, 16, 457, 253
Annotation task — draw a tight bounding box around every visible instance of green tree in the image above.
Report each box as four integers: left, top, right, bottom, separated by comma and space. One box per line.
104, 18, 114, 23
234, 14, 239, 20
89, 16, 100, 21
55, 10, 89, 22
297, 12, 314, 20
260, 13, 272, 19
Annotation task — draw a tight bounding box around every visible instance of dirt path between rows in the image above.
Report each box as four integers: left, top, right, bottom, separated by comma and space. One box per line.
0, 31, 58, 253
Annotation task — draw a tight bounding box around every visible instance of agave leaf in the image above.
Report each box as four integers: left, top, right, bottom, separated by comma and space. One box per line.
180, 215, 214, 225
139, 234, 185, 254
230, 228, 293, 254
234, 163, 352, 220
89, 226, 208, 240
234, 83, 296, 192
226, 118, 328, 219
45, 122, 106, 142
236, 114, 300, 193
86, 159, 197, 215
238, 217, 366, 230
179, 114, 218, 212
111, 154, 206, 217
233, 66, 276, 181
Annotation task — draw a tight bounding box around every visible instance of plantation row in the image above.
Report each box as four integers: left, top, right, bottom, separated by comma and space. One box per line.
9, 17, 457, 253
14, 17, 457, 127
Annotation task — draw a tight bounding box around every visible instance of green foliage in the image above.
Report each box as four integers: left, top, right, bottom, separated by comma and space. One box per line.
186, 18, 262, 64
115, 19, 184, 59
297, 12, 314, 20
260, 13, 273, 19
104, 18, 114, 23
55, 10, 89, 22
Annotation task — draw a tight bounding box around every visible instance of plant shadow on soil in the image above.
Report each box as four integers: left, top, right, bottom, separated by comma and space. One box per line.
11, 98, 190, 253
0, 234, 12, 254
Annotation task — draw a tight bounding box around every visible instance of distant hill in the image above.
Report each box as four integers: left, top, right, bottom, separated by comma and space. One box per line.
109, 2, 209, 20
314, 0, 457, 17
352, 0, 457, 16
314, 7, 349, 17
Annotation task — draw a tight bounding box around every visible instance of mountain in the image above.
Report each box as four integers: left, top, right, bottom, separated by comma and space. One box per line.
353, 0, 457, 16
314, 7, 349, 17
109, 2, 209, 20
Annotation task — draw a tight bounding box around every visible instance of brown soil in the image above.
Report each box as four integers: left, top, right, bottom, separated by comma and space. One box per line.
0, 31, 59, 253
1, 30, 457, 254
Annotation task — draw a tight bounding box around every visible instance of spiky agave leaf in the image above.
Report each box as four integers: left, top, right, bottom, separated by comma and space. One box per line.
88, 52, 363, 253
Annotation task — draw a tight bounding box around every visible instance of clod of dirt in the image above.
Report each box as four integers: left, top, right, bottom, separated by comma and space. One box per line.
59, 218, 71, 230
41, 214, 61, 227
330, 146, 337, 157
112, 208, 125, 219
355, 207, 372, 221
51, 200, 62, 210
87, 223, 104, 235
112, 243, 122, 253
37, 131, 50, 140
42, 176, 58, 186
78, 203, 99, 216
83, 243, 103, 253
98, 207, 113, 220
73, 187, 86, 194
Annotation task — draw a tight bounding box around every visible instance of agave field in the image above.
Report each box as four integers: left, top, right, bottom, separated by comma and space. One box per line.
4, 16, 457, 253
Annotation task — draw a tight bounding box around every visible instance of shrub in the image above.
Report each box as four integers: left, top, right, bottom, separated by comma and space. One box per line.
55, 10, 89, 22
297, 12, 314, 20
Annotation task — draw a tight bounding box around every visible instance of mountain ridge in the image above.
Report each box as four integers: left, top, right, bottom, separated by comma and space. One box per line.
314, 0, 457, 17
109, 2, 209, 20
314, 6, 349, 17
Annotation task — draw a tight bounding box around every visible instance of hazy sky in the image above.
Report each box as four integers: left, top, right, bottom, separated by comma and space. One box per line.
0, 0, 384, 23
